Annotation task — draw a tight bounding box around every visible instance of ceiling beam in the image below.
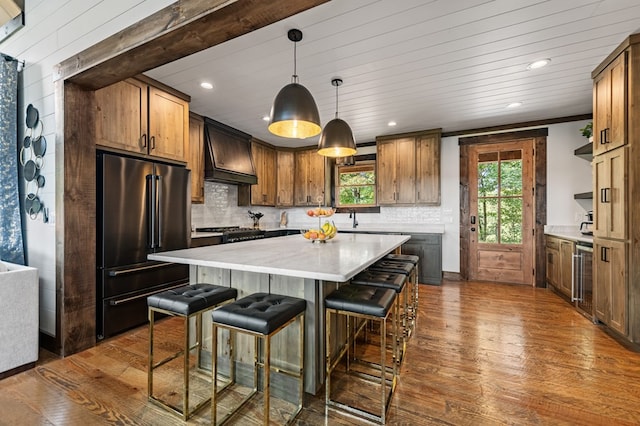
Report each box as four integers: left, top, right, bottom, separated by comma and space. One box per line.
54, 0, 329, 90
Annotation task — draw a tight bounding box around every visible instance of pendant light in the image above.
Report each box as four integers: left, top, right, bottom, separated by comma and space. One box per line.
317, 78, 357, 157
268, 29, 321, 139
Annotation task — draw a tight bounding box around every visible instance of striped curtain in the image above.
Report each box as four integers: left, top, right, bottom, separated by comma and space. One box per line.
0, 55, 25, 264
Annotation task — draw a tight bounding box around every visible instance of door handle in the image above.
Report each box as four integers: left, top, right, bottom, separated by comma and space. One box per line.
470, 215, 476, 224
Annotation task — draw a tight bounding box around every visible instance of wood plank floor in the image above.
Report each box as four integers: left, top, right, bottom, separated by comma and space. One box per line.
2, 280, 640, 425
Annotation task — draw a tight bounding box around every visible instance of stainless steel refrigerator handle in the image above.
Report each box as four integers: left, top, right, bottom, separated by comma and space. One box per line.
108, 262, 173, 277
157, 175, 163, 248
147, 174, 155, 249
109, 281, 186, 305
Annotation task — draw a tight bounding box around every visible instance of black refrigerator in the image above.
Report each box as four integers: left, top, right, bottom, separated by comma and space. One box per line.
96, 152, 190, 339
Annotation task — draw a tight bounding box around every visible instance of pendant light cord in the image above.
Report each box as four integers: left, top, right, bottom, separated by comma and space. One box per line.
291, 40, 299, 84
335, 82, 339, 119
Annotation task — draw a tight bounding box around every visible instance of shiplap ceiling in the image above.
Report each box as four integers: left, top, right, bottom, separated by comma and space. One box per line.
145, 0, 640, 148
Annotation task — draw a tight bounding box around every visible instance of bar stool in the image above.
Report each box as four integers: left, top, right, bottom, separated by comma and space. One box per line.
147, 283, 237, 420
382, 254, 420, 334
325, 284, 398, 424
352, 269, 408, 366
211, 293, 306, 425
368, 260, 416, 338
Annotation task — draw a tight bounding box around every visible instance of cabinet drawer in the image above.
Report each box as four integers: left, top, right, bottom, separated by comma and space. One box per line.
545, 237, 560, 250
404, 233, 441, 245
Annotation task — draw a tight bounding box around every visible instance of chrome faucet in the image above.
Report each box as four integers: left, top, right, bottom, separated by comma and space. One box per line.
349, 210, 358, 228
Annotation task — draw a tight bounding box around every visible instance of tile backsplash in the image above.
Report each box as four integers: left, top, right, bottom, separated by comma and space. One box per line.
191, 181, 449, 229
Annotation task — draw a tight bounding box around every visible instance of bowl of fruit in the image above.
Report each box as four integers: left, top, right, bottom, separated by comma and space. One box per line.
301, 221, 337, 243
306, 207, 335, 218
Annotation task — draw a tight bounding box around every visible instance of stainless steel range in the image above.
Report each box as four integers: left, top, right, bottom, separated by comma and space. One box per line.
196, 226, 265, 243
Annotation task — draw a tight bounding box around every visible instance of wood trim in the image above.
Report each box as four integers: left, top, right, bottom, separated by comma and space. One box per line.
376, 128, 442, 142
459, 130, 547, 287
55, 0, 330, 90
0, 362, 36, 380
444, 115, 590, 138
459, 128, 549, 145
135, 74, 191, 102
592, 33, 640, 78
442, 271, 462, 281
59, 82, 97, 355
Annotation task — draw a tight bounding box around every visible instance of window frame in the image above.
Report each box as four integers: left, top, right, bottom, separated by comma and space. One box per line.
334, 160, 377, 208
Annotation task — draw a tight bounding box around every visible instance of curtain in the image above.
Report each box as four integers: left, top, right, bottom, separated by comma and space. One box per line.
0, 55, 25, 264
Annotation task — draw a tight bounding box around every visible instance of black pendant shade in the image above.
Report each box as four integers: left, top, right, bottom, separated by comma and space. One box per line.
317, 78, 357, 157
268, 29, 321, 139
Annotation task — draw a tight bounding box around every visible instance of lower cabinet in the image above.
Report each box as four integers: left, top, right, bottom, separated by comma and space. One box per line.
594, 238, 627, 335
401, 233, 442, 285
544, 235, 574, 298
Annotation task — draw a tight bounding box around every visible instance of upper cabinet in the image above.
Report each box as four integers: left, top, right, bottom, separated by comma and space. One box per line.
238, 140, 276, 206
593, 53, 626, 156
276, 150, 295, 207
95, 77, 190, 163
188, 113, 205, 204
294, 148, 326, 206
376, 129, 441, 205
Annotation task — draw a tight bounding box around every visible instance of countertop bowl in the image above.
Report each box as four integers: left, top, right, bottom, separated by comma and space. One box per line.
301, 228, 336, 243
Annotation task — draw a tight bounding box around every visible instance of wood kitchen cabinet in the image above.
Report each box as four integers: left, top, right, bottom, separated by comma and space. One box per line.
593, 147, 626, 240
188, 112, 205, 203
589, 34, 640, 344
294, 148, 326, 206
276, 150, 294, 207
95, 77, 190, 163
544, 235, 574, 298
238, 140, 276, 206
377, 129, 441, 205
593, 53, 626, 156
594, 239, 626, 335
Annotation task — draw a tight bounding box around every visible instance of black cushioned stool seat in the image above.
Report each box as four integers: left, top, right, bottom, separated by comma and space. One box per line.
147, 283, 237, 421
211, 293, 306, 425
383, 253, 419, 265
368, 259, 414, 275
325, 284, 398, 424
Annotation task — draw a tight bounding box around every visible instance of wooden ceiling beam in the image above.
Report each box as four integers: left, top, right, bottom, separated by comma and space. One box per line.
54, 0, 329, 90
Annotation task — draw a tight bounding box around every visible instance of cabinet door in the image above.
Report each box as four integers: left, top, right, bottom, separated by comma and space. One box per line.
608, 240, 627, 335
377, 140, 397, 204
402, 234, 442, 285
276, 151, 294, 207
594, 239, 627, 334
307, 150, 326, 205
263, 145, 277, 206
148, 86, 189, 162
395, 138, 416, 204
95, 79, 148, 155
545, 237, 560, 286
416, 134, 441, 205
594, 148, 626, 239
188, 114, 205, 203
593, 53, 626, 155
294, 150, 310, 205
250, 143, 267, 205
559, 240, 575, 297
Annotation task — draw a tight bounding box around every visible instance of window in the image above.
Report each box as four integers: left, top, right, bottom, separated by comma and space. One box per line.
335, 161, 376, 207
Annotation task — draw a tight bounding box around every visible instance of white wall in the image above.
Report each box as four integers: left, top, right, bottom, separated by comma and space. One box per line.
0, 0, 175, 336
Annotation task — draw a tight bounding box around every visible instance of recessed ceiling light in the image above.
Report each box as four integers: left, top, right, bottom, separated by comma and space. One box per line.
262, 115, 270, 122
200, 81, 214, 90
527, 59, 550, 70
507, 102, 523, 108
388, 121, 397, 127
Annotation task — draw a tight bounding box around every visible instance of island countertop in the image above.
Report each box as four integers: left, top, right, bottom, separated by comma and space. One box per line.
150, 233, 410, 282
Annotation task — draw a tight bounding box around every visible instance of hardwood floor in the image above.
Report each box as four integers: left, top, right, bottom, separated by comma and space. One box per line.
2, 280, 640, 425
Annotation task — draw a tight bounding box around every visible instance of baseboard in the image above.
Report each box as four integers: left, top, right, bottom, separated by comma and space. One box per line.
0, 361, 36, 380
442, 271, 462, 281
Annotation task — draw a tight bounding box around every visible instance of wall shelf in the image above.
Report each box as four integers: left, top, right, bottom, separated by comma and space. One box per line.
574, 142, 593, 161
574, 191, 593, 200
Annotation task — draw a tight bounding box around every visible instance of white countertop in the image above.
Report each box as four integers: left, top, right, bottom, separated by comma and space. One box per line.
544, 226, 593, 244
151, 233, 410, 282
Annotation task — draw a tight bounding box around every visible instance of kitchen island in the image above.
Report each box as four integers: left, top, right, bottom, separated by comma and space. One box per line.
149, 233, 410, 395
